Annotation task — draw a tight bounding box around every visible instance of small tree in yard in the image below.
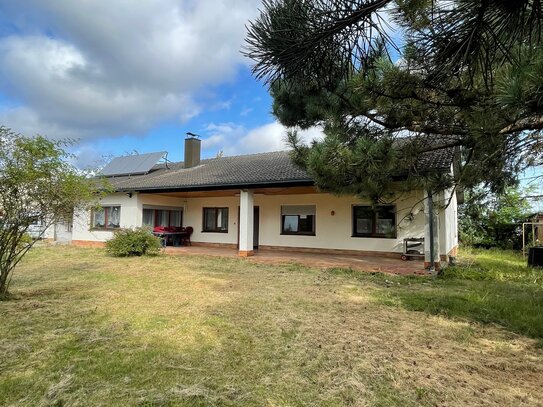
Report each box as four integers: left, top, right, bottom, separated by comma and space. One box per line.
0, 127, 100, 298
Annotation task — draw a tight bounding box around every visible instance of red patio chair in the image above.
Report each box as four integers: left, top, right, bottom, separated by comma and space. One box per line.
182, 226, 193, 246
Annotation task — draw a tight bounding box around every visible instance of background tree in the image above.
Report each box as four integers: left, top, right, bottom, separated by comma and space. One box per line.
459, 185, 533, 249
0, 127, 103, 297
245, 0, 543, 201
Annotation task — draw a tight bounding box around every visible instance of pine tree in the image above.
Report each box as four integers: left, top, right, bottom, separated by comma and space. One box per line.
245, 0, 543, 201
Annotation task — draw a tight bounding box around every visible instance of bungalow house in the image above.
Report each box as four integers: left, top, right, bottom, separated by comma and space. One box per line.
70, 135, 458, 269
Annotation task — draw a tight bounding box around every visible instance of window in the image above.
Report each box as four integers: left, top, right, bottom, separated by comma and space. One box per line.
202, 207, 228, 232
92, 206, 121, 229
352, 205, 396, 238
142, 209, 154, 226
281, 205, 316, 235
142, 208, 183, 228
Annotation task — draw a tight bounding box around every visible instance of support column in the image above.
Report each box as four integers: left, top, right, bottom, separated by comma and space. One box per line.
239, 189, 254, 257
424, 190, 440, 271
437, 190, 449, 264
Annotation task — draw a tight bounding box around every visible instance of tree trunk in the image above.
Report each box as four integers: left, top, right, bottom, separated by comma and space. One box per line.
0, 266, 10, 297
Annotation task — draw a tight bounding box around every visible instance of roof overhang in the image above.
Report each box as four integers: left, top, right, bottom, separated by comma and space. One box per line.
115, 179, 315, 194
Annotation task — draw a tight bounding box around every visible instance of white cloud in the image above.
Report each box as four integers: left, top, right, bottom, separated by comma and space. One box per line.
0, 106, 78, 140
69, 144, 112, 170
201, 134, 226, 149
201, 121, 323, 156
228, 122, 286, 154
211, 99, 234, 111
0, 0, 260, 139
201, 122, 244, 152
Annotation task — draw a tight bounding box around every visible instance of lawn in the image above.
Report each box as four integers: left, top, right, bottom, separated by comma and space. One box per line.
1, 246, 542, 406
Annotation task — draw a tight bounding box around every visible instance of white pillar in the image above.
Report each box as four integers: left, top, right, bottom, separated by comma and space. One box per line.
239, 189, 254, 256
424, 190, 440, 271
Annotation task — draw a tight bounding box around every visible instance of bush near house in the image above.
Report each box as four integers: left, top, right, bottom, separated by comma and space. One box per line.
105, 227, 162, 257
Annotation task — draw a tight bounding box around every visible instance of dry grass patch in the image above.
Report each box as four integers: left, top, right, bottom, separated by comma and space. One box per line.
0, 246, 542, 406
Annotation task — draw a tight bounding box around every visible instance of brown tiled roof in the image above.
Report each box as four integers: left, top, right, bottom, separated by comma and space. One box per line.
396, 134, 459, 172
105, 147, 455, 192
106, 151, 311, 191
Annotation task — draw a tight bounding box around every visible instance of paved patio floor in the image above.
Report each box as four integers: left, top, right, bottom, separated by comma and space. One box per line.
164, 246, 429, 276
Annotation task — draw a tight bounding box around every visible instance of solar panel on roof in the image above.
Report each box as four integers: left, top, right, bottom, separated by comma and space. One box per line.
101, 151, 167, 176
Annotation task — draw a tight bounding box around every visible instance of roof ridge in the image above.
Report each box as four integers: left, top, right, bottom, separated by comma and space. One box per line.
216, 150, 289, 159
153, 150, 291, 167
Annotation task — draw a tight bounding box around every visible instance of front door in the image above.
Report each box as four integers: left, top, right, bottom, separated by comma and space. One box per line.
237, 206, 259, 249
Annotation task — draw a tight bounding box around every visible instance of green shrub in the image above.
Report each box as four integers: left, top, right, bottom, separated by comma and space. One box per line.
105, 227, 162, 257
19, 233, 33, 249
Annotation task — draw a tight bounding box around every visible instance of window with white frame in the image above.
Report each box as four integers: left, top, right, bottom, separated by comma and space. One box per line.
281, 205, 316, 235
92, 206, 121, 229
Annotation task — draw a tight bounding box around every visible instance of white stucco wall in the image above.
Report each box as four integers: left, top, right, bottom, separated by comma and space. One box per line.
72, 192, 141, 242
72, 189, 450, 255
162, 191, 427, 252
251, 192, 425, 252
182, 196, 240, 245
437, 188, 458, 256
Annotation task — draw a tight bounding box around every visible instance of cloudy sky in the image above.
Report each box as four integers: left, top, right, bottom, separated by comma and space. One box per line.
0, 0, 320, 168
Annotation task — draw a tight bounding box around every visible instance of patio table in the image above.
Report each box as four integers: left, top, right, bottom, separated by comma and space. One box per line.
152, 231, 188, 247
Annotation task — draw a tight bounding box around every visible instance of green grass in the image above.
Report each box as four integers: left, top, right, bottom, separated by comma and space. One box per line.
1, 246, 542, 406
357, 248, 543, 343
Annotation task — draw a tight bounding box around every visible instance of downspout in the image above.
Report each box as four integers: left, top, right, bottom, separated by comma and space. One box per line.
428, 189, 435, 272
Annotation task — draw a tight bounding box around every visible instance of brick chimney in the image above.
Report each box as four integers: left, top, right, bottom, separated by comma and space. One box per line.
184, 133, 201, 168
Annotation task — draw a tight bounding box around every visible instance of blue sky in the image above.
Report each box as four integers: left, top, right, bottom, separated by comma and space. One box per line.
0, 0, 322, 168
1, 0, 540, 210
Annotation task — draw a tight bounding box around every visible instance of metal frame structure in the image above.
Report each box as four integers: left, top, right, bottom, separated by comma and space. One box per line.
521, 222, 543, 257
